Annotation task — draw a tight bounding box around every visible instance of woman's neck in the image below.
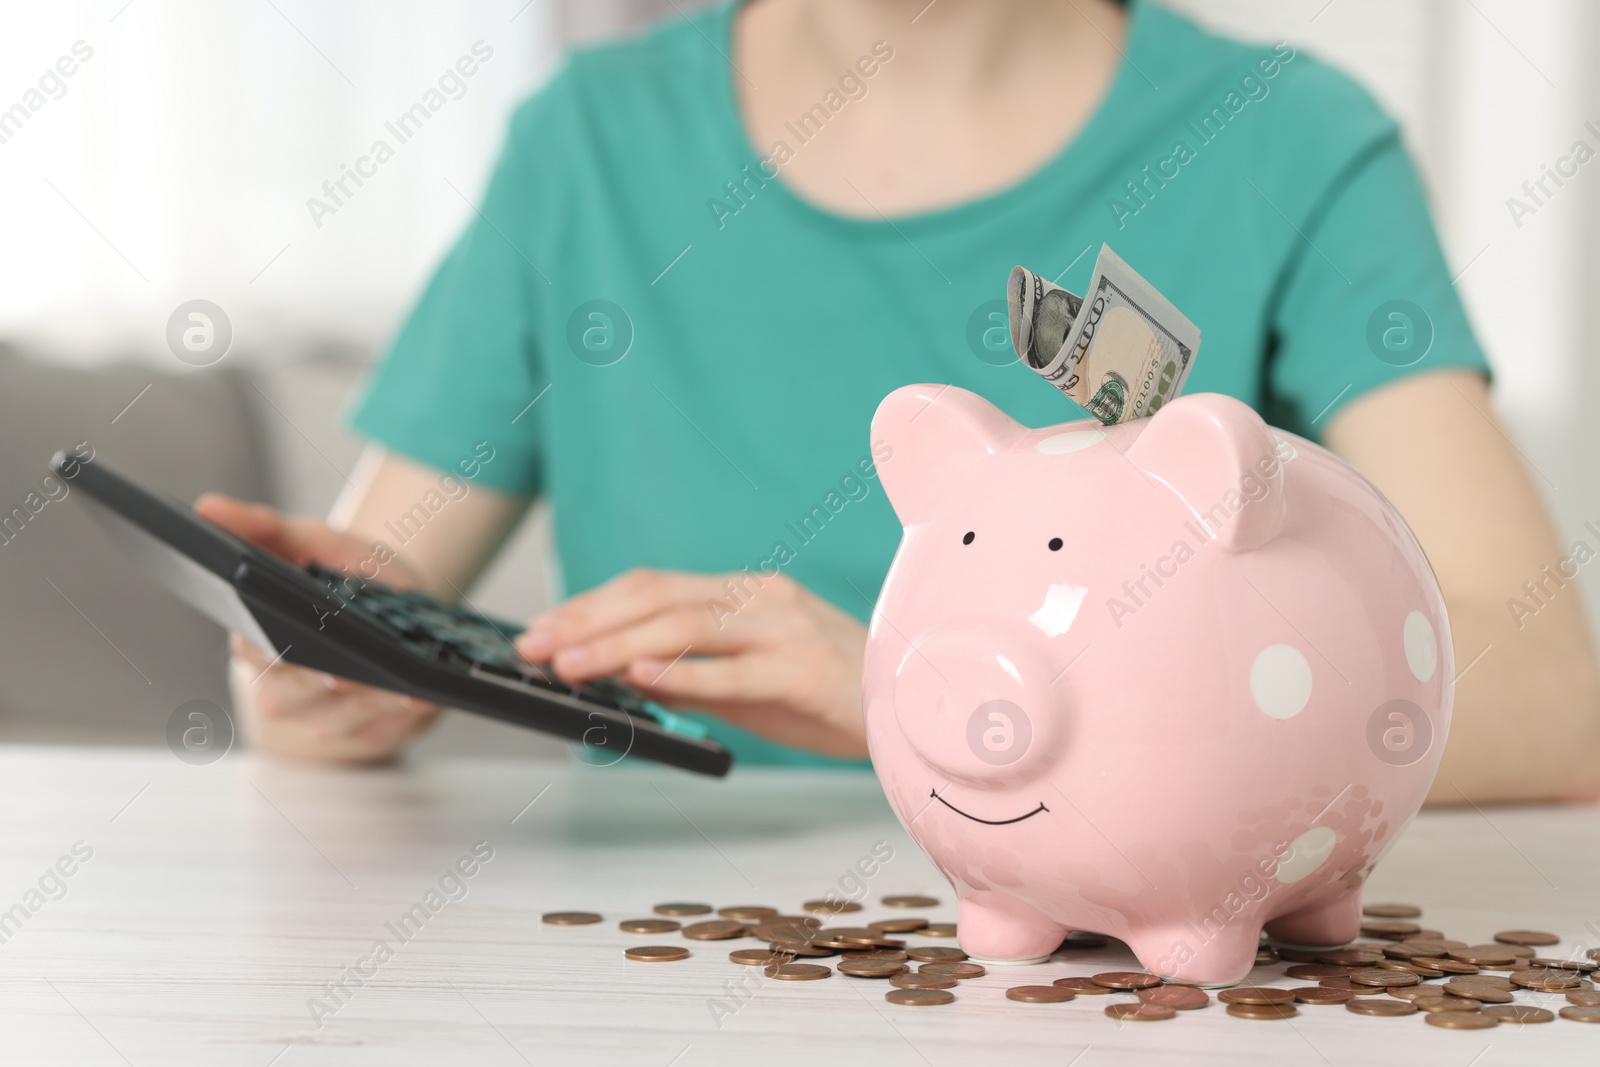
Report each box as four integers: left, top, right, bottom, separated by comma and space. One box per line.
772, 0, 1125, 100
734, 0, 1130, 218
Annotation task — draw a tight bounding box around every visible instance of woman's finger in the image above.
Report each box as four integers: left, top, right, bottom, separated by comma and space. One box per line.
196, 494, 304, 561
516, 569, 725, 659
551, 597, 793, 679
198, 494, 391, 576
625, 650, 795, 705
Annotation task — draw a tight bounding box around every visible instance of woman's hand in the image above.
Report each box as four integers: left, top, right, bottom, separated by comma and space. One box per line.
196, 494, 443, 764
515, 569, 869, 758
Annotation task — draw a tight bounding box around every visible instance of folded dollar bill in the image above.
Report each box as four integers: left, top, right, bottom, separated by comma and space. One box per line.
1007, 245, 1200, 424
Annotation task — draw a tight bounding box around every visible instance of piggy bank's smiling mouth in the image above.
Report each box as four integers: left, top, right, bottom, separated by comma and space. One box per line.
929, 788, 1049, 825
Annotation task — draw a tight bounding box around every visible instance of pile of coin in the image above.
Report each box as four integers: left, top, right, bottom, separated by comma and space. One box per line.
541, 896, 1600, 1025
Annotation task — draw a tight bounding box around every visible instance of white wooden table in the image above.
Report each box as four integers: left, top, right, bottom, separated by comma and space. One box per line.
1, 744, 1597, 1065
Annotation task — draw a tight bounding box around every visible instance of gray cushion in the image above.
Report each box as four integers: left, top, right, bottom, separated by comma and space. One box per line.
0, 345, 273, 744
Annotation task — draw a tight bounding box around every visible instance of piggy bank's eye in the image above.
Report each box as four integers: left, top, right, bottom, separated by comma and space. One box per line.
962, 531, 975, 545
1048, 537, 1063, 551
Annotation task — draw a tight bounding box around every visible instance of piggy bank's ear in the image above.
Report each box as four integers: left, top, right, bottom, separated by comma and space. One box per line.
872, 385, 1027, 525
1124, 393, 1286, 551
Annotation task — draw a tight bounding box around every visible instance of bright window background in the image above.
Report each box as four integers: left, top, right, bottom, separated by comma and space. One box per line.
0, 0, 561, 361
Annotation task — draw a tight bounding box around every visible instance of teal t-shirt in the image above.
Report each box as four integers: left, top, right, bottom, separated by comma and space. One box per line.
349, 0, 1489, 766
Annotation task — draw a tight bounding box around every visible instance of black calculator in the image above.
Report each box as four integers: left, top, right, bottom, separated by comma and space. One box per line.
52, 450, 732, 776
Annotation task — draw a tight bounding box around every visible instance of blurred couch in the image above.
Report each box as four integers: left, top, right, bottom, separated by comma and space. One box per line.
0, 342, 563, 758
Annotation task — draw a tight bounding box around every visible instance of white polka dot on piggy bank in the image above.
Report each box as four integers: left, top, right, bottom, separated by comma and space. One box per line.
862, 387, 1453, 984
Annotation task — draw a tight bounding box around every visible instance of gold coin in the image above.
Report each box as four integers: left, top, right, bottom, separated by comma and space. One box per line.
907, 946, 969, 963
1484, 1004, 1555, 1024
1385, 986, 1440, 1001
1360, 921, 1423, 940
801, 899, 861, 914
1053, 977, 1113, 995
1219, 987, 1295, 1005
1415, 996, 1480, 1012
752, 920, 818, 944
868, 918, 929, 933
730, 948, 791, 966
1529, 957, 1597, 973
718, 905, 778, 921
1140, 985, 1209, 1010
1349, 968, 1420, 988
1092, 971, 1161, 991
1363, 903, 1422, 919
772, 941, 836, 958
1291, 986, 1354, 1005
818, 926, 891, 945
1495, 930, 1560, 947
541, 911, 602, 925
920, 922, 958, 938
625, 945, 689, 962
807, 935, 862, 950
1385, 941, 1447, 960
1559, 1005, 1600, 1022
837, 958, 906, 978
1425, 1011, 1498, 1029
882, 895, 941, 909
1511, 969, 1582, 992
1345, 998, 1417, 1017
1428, 959, 1482, 975
920, 962, 986, 979
767, 963, 832, 981
619, 919, 680, 934
1445, 981, 1512, 1003
652, 902, 711, 917
1226, 1003, 1297, 1020
844, 940, 908, 959
682, 920, 748, 941
886, 988, 954, 1005
1107, 1002, 1176, 1021
994, 985, 1066, 1003
1449, 946, 1520, 967
891, 972, 957, 990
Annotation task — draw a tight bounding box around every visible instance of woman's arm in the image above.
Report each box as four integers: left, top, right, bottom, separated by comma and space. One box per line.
1324, 369, 1600, 804
327, 446, 529, 598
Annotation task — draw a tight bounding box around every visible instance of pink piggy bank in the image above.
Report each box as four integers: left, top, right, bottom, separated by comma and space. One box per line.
863, 385, 1452, 986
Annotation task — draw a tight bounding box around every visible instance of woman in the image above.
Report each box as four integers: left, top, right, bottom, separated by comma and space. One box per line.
200, 0, 1600, 803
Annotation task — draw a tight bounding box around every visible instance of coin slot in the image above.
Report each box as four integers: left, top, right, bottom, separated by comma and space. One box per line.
962, 531, 975, 545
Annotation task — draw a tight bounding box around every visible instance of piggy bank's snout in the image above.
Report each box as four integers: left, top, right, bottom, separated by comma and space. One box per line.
890, 625, 1064, 787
